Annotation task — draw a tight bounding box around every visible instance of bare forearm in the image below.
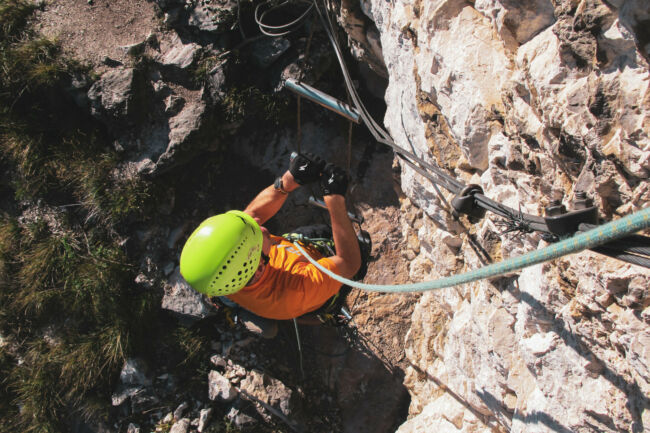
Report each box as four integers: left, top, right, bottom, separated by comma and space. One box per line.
244, 171, 299, 225
325, 195, 361, 278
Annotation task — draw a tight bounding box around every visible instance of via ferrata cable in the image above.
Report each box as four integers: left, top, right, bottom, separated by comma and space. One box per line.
292, 207, 650, 293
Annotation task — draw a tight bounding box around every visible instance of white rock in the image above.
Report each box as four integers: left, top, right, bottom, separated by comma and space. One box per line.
161, 35, 200, 69
161, 267, 215, 320
173, 401, 189, 420
396, 393, 493, 433
210, 354, 227, 368
341, 0, 650, 431
474, 0, 555, 45
208, 370, 238, 402
521, 332, 557, 356
169, 418, 190, 433
239, 369, 293, 417
197, 408, 213, 432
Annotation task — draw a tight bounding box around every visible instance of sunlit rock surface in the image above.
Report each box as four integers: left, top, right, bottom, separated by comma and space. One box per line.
347, 0, 650, 431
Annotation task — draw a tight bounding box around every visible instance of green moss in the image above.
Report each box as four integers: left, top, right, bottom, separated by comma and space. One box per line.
192, 53, 220, 87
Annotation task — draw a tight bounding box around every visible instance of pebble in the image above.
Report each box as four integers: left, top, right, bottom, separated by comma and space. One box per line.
173, 401, 189, 420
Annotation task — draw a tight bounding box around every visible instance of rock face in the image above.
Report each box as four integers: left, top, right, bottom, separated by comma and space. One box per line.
162, 267, 215, 322
82, 21, 235, 177
111, 358, 159, 414
239, 369, 294, 417
345, 0, 650, 432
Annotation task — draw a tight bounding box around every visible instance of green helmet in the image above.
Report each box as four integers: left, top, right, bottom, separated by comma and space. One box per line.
180, 210, 263, 296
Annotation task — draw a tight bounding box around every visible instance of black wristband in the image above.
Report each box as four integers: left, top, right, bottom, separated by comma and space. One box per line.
274, 176, 288, 194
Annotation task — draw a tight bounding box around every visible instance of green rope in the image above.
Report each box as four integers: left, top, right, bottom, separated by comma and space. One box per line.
292, 207, 650, 293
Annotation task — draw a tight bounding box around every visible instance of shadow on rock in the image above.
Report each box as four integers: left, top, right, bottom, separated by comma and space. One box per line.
285, 322, 410, 433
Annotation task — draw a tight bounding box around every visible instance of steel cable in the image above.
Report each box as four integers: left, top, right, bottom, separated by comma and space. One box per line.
589, 246, 650, 268
255, 0, 314, 37
292, 207, 650, 292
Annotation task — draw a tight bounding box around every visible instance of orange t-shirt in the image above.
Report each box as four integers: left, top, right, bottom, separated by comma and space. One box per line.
227, 235, 342, 320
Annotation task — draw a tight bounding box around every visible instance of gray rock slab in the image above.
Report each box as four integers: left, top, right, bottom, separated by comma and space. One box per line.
162, 267, 215, 321
208, 370, 238, 402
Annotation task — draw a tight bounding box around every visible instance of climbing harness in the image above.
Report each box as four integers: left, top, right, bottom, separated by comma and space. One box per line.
291, 206, 650, 292
281, 229, 367, 379
281, 230, 361, 327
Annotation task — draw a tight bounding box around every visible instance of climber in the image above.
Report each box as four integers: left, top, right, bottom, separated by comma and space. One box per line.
180, 152, 361, 338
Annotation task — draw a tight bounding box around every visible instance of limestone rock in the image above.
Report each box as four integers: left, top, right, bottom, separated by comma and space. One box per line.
173, 401, 189, 420
160, 35, 200, 69
474, 0, 555, 47
251, 38, 291, 69
226, 407, 257, 429
338, 0, 387, 77
208, 370, 238, 402
187, 0, 237, 33
111, 358, 159, 414
197, 408, 212, 433
87, 68, 144, 129
161, 267, 215, 321
354, 1, 650, 431
169, 418, 190, 433
395, 393, 494, 433
239, 369, 293, 417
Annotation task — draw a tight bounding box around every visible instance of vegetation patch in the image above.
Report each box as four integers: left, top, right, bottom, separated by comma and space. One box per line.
0, 1, 192, 431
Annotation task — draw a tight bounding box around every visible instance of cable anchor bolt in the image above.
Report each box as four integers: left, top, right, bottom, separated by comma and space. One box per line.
544, 194, 598, 237
451, 184, 486, 223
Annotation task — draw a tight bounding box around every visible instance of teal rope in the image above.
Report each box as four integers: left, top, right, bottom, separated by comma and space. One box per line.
293, 207, 650, 293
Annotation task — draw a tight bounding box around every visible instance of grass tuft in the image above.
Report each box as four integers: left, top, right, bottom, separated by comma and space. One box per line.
0, 2, 160, 431
0, 0, 37, 41
221, 86, 290, 125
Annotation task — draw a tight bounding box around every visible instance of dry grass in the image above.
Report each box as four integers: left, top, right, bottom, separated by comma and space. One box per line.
0, 1, 156, 430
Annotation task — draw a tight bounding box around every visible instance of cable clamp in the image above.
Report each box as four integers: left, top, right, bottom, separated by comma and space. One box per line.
451, 184, 486, 223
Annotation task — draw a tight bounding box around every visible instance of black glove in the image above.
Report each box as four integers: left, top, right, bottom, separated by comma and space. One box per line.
289, 152, 326, 185
320, 163, 348, 196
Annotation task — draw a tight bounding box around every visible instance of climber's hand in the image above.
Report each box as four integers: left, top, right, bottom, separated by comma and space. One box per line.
289, 152, 326, 185
320, 163, 348, 197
